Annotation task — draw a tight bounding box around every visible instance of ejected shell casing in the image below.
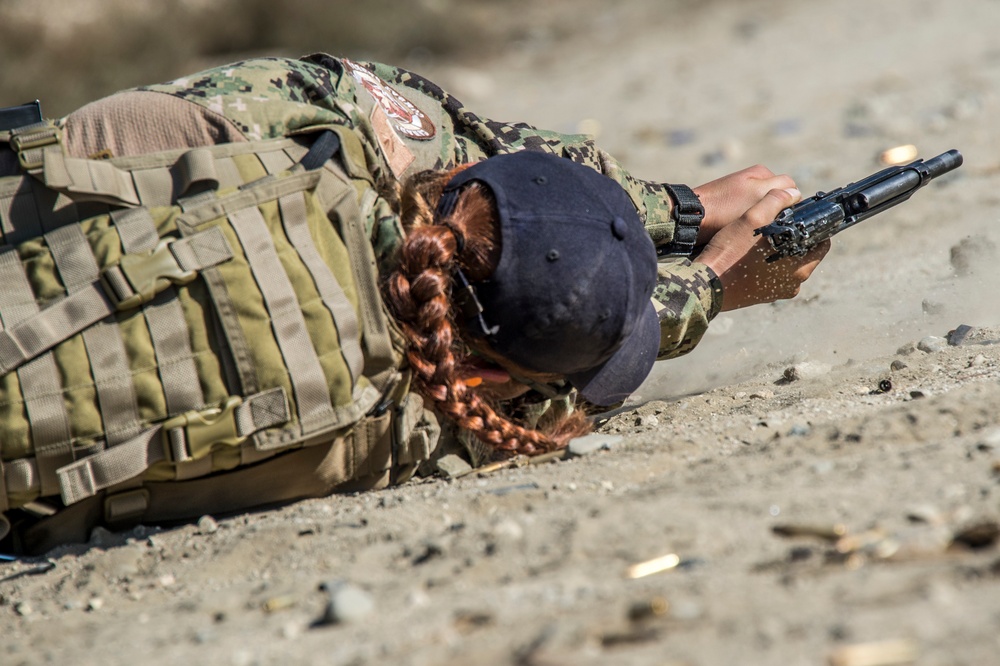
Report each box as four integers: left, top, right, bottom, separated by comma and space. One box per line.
772, 523, 848, 542
625, 553, 681, 579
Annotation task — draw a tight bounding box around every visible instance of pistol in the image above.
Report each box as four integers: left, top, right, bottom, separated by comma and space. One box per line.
755, 149, 963, 262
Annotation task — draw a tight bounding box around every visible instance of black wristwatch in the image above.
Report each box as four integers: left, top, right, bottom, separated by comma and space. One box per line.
658, 183, 705, 258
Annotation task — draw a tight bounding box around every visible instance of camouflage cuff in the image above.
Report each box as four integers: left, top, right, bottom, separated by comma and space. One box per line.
651, 259, 716, 360
703, 264, 725, 320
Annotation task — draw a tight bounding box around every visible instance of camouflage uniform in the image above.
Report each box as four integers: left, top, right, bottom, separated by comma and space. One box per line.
67, 54, 718, 362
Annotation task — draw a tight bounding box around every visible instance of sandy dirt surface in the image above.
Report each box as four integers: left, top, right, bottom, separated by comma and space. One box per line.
4, 1, 1000, 665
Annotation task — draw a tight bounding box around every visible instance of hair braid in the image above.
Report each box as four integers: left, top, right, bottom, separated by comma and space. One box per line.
384, 168, 591, 457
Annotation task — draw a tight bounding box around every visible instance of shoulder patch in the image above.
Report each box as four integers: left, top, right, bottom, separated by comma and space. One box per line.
343, 58, 436, 141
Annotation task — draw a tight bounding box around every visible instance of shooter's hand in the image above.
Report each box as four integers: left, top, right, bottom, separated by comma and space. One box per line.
693, 165, 797, 244
695, 187, 830, 312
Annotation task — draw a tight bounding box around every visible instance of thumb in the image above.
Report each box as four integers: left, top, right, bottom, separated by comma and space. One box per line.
744, 187, 801, 230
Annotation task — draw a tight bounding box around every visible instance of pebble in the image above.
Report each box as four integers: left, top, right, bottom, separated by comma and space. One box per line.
567, 433, 623, 457
14, 601, 32, 616
947, 324, 976, 346
749, 390, 774, 400
490, 518, 525, 543
666, 128, 697, 146
635, 414, 660, 428
890, 360, 908, 371
970, 354, 987, 367
87, 597, 105, 612
197, 515, 219, 535
89, 526, 119, 548
896, 341, 918, 356
783, 361, 832, 382
905, 504, 944, 525
917, 336, 946, 353
980, 428, 1000, 449
316, 581, 375, 626
435, 454, 473, 479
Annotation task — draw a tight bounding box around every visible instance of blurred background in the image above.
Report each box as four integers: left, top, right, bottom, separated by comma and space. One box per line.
0, 0, 683, 117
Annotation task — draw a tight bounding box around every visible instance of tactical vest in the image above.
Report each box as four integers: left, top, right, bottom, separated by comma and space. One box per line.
0, 121, 440, 553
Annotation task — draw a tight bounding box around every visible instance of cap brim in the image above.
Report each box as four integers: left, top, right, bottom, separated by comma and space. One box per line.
567, 301, 659, 406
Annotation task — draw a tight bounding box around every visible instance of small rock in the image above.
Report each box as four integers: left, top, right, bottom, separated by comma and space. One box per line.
89, 526, 118, 548
749, 390, 774, 400
970, 354, 987, 368
783, 361, 831, 382
906, 504, 944, 525
197, 515, 219, 535
316, 581, 375, 626
491, 518, 524, 543
948, 324, 976, 346
435, 454, 473, 479
87, 597, 105, 612
917, 336, 947, 353
14, 601, 32, 616
788, 424, 811, 437
568, 434, 623, 457
953, 520, 1000, 549
890, 359, 908, 371
635, 414, 660, 428
980, 428, 1000, 449
666, 128, 697, 146
896, 341, 918, 356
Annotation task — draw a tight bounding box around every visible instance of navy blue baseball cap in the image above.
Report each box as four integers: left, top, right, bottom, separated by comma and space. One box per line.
438, 151, 659, 405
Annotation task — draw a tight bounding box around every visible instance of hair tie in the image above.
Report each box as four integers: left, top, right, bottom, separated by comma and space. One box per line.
442, 223, 465, 254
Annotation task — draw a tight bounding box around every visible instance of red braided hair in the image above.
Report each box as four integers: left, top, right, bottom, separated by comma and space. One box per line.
383, 167, 591, 456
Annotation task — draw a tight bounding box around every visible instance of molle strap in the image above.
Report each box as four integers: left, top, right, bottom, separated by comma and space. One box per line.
328, 173, 397, 389
41, 148, 141, 206
175, 148, 220, 197
0, 247, 73, 491
46, 222, 143, 445
0, 281, 114, 377
56, 389, 290, 506
112, 207, 206, 415
0, 228, 233, 378
278, 190, 364, 384
228, 204, 337, 435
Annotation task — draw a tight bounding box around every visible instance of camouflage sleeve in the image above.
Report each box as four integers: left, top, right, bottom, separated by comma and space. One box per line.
652, 259, 721, 360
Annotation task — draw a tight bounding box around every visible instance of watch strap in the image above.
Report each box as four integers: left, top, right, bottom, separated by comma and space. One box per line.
658, 183, 705, 258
